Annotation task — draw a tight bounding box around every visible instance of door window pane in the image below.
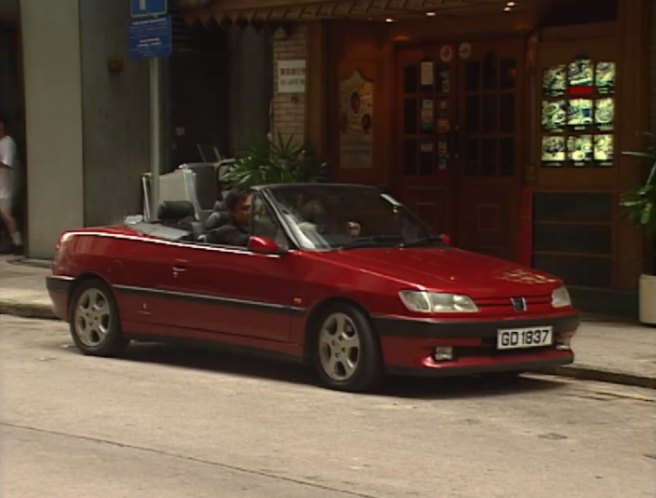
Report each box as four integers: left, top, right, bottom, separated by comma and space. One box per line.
404, 139, 417, 175
482, 94, 498, 133
481, 139, 497, 176
419, 141, 433, 175
500, 58, 516, 89
499, 138, 514, 175
482, 53, 498, 90
404, 98, 417, 134
404, 65, 418, 94
500, 93, 515, 132
465, 61, 480, 91
464, 139, 480, 176
465, 96, 480, 132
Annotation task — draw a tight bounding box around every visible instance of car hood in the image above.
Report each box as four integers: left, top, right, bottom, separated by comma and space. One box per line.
306, 247, 561, 298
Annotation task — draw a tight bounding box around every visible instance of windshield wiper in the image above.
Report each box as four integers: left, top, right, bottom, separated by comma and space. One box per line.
335, 235, 405, 250
399, 236, 445, 248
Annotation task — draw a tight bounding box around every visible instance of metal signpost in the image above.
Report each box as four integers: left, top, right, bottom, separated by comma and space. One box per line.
129, 0, 171, 220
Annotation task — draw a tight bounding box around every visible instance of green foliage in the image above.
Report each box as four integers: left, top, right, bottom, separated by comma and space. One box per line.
619, 132, 656, 241
225, 134, 328, 188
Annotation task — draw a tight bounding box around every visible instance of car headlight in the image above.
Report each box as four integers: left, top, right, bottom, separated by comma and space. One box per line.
399, 290, 479, 313
551, 286, 572, 308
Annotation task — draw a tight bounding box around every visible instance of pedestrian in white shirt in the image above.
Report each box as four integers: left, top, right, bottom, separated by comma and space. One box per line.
0, 117, 23, 253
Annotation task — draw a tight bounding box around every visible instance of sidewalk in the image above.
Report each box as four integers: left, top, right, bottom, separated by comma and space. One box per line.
1, 255, 655, 389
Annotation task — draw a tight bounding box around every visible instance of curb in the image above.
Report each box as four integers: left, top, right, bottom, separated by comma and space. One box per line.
0, 302, 57, 321
545, 365, 656, 390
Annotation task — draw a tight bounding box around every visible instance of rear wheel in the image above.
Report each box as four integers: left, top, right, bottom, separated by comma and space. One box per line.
69, 279, 126, 356
313, 304, 382, 392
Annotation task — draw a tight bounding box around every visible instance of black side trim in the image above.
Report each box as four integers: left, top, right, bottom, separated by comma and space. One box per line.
113, 285, 306, 316
387, 354, 574, 378
46, 276, 73, 294
372, 313, 579, 339
126, 332, 304, 365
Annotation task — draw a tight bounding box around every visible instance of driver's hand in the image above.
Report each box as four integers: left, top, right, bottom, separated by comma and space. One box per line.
347, 221, 361, 237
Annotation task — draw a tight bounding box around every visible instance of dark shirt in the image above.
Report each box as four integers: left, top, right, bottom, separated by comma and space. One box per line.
206, 216, 249, 246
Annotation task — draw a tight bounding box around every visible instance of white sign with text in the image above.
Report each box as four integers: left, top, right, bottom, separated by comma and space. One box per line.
277, 60, 306, 94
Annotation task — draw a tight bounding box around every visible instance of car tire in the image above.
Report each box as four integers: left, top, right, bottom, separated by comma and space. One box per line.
68, 279, 126, 357
312, 303, 383, 392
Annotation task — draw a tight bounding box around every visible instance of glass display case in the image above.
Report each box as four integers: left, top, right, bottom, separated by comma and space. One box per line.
540, 56, 615, 168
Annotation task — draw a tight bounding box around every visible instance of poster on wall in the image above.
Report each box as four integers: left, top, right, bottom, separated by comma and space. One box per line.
542, 100, 567, 132
594, 134, 613, 166
567, 135, 593, 167
339, 69, 374, 169
541, 136, 566, 167
542, 65, 566, 96
568, 58, 593, 96
595, 98, 614, 131
540, 58, 616, 169
595, 62, 615, 94
567, 98, 593, 130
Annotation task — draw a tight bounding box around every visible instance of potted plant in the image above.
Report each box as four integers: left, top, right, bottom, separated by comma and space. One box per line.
225, 133, 327, 188
619, 132, 656, 324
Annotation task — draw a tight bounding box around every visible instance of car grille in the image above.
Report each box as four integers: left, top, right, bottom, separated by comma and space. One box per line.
474, 295, 552, 314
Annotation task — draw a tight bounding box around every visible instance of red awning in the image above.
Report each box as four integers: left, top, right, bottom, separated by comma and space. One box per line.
175, 0, 546, 25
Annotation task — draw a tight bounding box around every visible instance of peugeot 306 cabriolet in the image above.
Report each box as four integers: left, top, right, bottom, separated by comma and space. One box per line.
47, 184, 578, 391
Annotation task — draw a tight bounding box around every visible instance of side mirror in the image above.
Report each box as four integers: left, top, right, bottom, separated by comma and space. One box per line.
440, 233, 452, 246
248, 236, 286, 255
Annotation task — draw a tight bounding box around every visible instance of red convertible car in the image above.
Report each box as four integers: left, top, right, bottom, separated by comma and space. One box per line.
46, 184, 578, 392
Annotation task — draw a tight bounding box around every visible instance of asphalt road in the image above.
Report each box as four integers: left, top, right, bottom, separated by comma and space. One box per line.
1, 315, 655, 498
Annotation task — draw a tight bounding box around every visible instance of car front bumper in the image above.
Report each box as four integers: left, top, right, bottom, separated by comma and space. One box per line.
372, 313, 579, 376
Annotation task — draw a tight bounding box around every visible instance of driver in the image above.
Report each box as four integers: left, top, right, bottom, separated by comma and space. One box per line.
206, 189, 251, 246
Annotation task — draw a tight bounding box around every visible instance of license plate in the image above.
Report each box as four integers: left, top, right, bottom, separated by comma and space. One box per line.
497, 326, 553, 350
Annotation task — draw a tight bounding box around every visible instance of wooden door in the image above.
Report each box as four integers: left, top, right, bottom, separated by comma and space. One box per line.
396, 39, 524, 261
396, 47, 458, 238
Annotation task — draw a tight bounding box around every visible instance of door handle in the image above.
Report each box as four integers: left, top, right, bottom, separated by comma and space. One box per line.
172, 259, 188, 274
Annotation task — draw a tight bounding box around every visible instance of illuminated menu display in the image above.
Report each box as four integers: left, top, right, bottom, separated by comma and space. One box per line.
541, 58, 615, 168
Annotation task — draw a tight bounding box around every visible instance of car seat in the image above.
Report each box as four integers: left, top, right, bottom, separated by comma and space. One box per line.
157, 200, 203, 240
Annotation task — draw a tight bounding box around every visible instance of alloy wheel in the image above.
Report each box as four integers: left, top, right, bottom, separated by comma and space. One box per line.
73, 288, 112, 348
318, 312, 361, 382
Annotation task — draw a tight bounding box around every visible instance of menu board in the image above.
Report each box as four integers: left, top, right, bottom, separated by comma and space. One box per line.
542, 100, 567, 132
540, 57, 615, 168
594, 135, 613, 167
543, 65, 567, 96
595, 62, 615, 94
568, 135, 593, 167
542, 136, 566, 167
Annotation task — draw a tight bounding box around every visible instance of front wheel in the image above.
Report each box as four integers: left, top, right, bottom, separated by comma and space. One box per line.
68, 279, 126, 357
312, 304, 382, 392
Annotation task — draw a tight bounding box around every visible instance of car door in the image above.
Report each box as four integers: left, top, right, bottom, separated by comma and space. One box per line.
166, 193, 298, 342
111, 236, 178, 335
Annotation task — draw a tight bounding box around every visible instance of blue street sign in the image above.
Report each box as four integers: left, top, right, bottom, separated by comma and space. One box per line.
128, 16, 172, 59
131, 0, 167, 18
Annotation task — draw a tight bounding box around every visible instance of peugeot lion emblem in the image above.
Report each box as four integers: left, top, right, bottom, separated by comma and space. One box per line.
511, 297, 527, 312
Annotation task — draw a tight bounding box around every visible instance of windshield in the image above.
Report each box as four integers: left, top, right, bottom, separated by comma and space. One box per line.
267, 185, 444, 251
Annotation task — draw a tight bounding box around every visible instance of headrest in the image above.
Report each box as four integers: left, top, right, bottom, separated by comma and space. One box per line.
204, 210, 231, 230
157, 200, 195, 223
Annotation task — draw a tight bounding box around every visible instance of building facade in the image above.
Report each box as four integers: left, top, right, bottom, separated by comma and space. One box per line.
180, 0, 655, 316
6, 0, 271, 259
3, 0, 654, 317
